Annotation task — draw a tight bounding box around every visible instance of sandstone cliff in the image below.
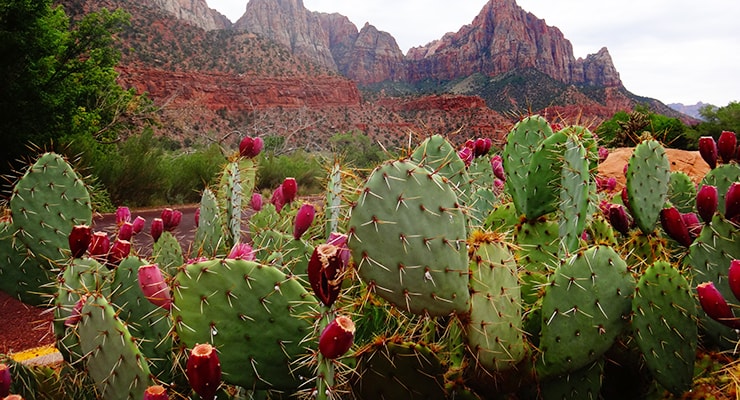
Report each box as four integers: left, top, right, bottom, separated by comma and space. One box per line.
148, 0, 230, 30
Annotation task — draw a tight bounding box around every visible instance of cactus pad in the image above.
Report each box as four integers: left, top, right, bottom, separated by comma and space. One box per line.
625, 140, 671, 234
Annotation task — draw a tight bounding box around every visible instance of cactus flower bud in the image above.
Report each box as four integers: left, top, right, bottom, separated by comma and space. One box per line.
282, 178, 298, 204
64, 295, 87, 327
143, 385, 168, 400
239, 136, 263, 158
725, 182, 740, 221
293, 203, 315, 240
474, 138, 488, 157
161, 208, 182, 231
227, 242, 255, 261
698, 136, 718, 169
107, 239, 131, 266
88, 231, 110, 260
464, 139, 475, 149
696, 281, 740, 329
151, 218, 164, 243
68, 225, 92, 258
490, 155, 505, 181
118, 222, 134, 241
607, 204, 631, 236
115, 206, 131, 226
186, 343, 221, 400
308, 243, 345, 307
270, 185, 286, 213
319, 316, 355, 359
132, 216, 146, 234
458, 146, 473, 166
728, 260, 740, 303
660, 207, 693, 247
717, 131, 737, 164
137, 264, 171, 310
598, 146, 609, 163
250, 193, 263, 211
0, 363, 11, 398
696, 185, 718, 223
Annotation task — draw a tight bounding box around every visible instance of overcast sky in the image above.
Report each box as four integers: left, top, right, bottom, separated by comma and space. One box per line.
207, 0, 740, 107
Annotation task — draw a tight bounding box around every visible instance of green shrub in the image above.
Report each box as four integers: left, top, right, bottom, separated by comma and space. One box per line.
162, 144, 225, 204
257, 150, 323, 194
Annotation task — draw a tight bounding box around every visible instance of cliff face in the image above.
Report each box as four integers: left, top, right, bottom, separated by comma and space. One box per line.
148, 0, 231, 30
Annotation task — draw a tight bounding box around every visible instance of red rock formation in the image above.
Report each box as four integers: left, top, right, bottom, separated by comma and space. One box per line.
148, 0, 231, 30
340, 23, 408, 85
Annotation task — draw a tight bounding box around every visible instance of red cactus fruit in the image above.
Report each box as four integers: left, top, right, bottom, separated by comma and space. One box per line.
458, 146, 473, 166
194, 208, 200, 228
327, 233, 350, 268
227, 242, 255, 261
717, 131, 737, 164
474, 138, 488, 157
118, 222, 134, 241
239, 136, 263, 158
250, 193, 263, 211
607, 204, 631, 236
161, 208, 182, 231
598, 146, 609, 163
132, 216, 146, 234
293, 203, 316, 240
68, 225, 92, 258
0, 363, 11, 397
493, 178, 504, 194
681, 212, 701, 240
308, 243, 345, 307
319, 315, 355, 359
725, 182, 740, 221
88, 231, 110, 259
659, 207, 692, 247
696, 281, 740, 329
281, 177, 298, 204
620, 187, 631, 214
186, 343, 221, 400
728, 260, 740, 303
270, 185, 286, 212
64, 295, 87, 327
137, 264, 171, 310
143, 385, 168, 400
698, 136, 718, 169
490, 155, 505, 181
107, 239, 131, 266
150, 218, 164, 243
115, 206, 131, 226
464, 139, 475, 149
696, 185, 718, 223
483, 138, 492, 154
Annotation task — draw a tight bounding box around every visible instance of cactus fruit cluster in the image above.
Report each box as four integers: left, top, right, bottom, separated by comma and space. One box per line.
1, 127, 739, 399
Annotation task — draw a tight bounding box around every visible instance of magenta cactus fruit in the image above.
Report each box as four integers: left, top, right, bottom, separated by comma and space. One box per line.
150, 218, 164, 243
0, 363, 10, 398
458, 146, 473, 166
696, 185, 718, 223
660, 206, 692, 247
270, 185, 286, 212
118, 222, 134, 241
728, 260, 740, 302
250, 193, 263, 211
88, 231, 110, 259
137, 264, 172, 310
474, 138, 488, 157
725, 182, 740, 221
239, 136, 263, 158
717, 131, 737, 164
132, 216, 146, 234
491, 155, 505, 181
308, 243, 345, 307
281, 177, 298, 204
607, 204, 631, 235
319, 315, 355, 359
143, 385, 168, 400
186, 343, 221, 400
227, 242, 255, 261
194, 208, 200, 227
698, 136, 718, 169
64, 294, 87, 327
696, 281, 740, 329
598, 146, 609, 163
327, 232, 350, 268
161, 208, 182, 231
68, 224, 92, 258
293, 203, 315, 240
681, 212, 701, 239
107, 239, 131, 266
115, 206, 131, 226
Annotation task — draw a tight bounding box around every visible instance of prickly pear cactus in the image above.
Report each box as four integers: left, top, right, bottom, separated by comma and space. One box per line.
410, 134, 472, 205
538, 246, 635, 378
217, 160, 242, 247
172, 259, 316, 390
632, 261, 697, 395
559, 135, 590, 253
152, 231, 183, 276
699, 163, 740, 214
525, 129, 567, 220
625, 139, 671, 234
667, 171, 697, 214
348, 159, 470, 316
541, 360, 604, 400
0, 220, 48, 305
192, 188, 227, 257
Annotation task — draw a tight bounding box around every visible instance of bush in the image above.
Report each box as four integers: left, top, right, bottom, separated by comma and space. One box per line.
162, 144, 226, 204
257, 150, 323, 194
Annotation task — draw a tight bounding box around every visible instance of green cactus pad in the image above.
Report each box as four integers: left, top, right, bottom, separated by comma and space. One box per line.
625, 140, 671, 234
152, 231, 184, 276
348, 159, 470, 316
484, 202, 520, 234
0, 221, 50, 305
538, 246, 635, 378
217, 160, 243, 247
541, 360, 604, 400
467, 238, 525, 372
468, 187, 498, 227
585, 215, 618, 247
410, 134, 472, 205
513, 219, 559, 304
525, 129, 567, 220
173, 259, 315, 390
325, 161, 343, 237
667, 171, 697, 214
77, 294, 151, 400
192, 188, 227, 258
252, 228, 313, 277
468, 154, 495, 192
688, 214, 740, 349
632, 261, 697, 395
559, 136, 590, 253
352, 339, 447, 400
699, 163, 740, 215
502, 115, 553, 215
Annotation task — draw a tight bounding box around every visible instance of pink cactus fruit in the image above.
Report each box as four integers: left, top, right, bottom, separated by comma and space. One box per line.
319, 315, 355, 359
64, 294, 88, 327
161, 208, 182, 231
696, 185, 718, 223
696, 281, 740, 329
717, 131, 737, 164
227, 242, 255, 261
194, 208, 200, 228
281, 177, 298, 204
728, 260, 740, 303
88, 231, 110, 260
327, 232, 351, 268
250, 193, 263, 211
186, 343, 222, 400
607, 204, 631, 236
137, 264, 172, 310
660, 207, 693, 247
725, 182, 740, 221
132, 216, 146, 234
118, 222, 134, 241
598, 146, 609, 163
150, 218, 164, 243
270, 185, 286, 212
493, 178, 505, 194
0, 363, 10, 397
698, 136, 718, 169
293, 203, 316, 240
107, 239, 131, 266
239, 136, 263, 158
490, 155, 505, 181
68, 225, 92, 258
115, 206, 131, 226
458, 146, 473, 166
143, 385, 168, 400
680, 212, 702, 240
308, 243, 345, 307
